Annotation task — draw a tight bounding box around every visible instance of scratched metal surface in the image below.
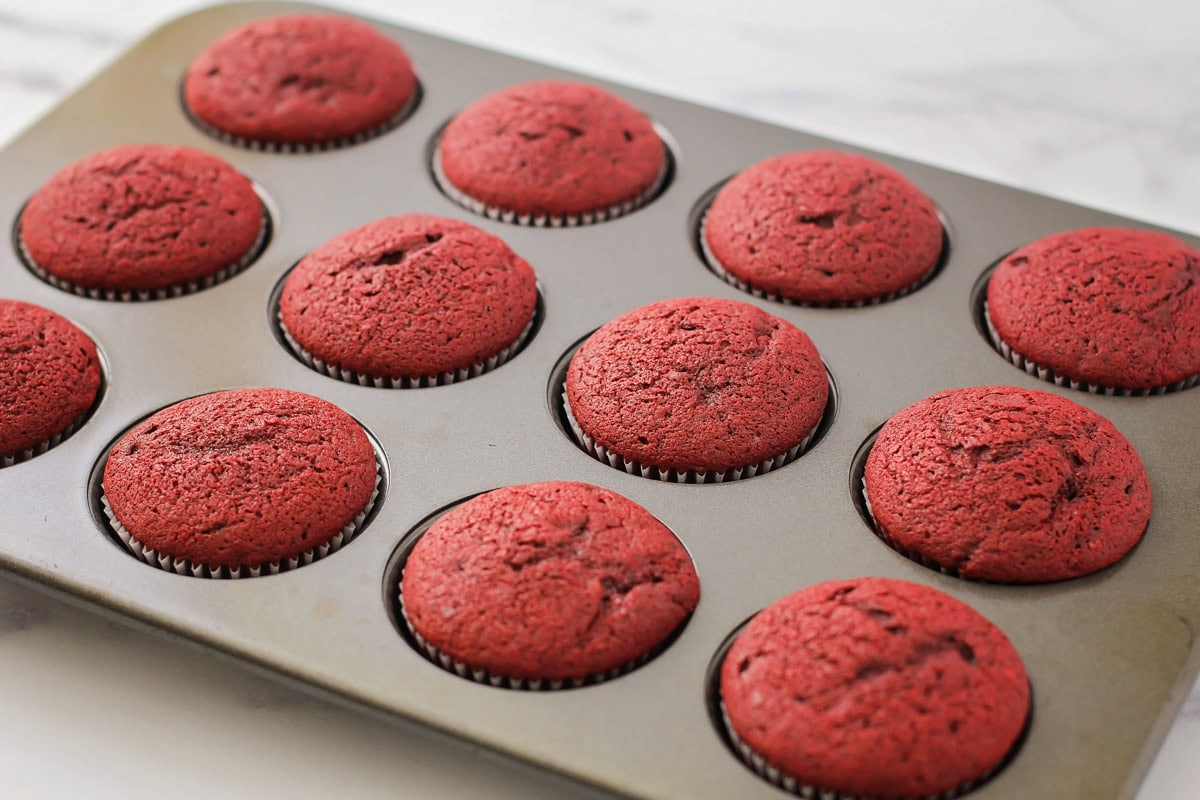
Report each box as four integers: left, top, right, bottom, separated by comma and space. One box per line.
0, 4, 1196, 798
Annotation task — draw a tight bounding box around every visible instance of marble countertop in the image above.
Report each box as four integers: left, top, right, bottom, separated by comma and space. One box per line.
0, 1, 1196, 798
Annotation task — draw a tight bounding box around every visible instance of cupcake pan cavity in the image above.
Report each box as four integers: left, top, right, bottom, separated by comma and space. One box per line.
553, 360, 838, 483
695, 187, 952, 309
0, 4, 1197, 800
704, 621, 1036, 800
2, 415, 85, 468
183, 81, 424, 154
0, 338, 107, 469
15, 195, 273, 302
385, 498, 694, 691
851, 436, 1006, 584
969, 265, 1200, 397
430, 129, 675, 227
982, 300, 1200, 397
96, 446, 385, 580
271, 285, 544, 389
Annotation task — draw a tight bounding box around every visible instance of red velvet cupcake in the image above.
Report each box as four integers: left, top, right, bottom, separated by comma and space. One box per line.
184, 14, 418, 150
720, 578, 1030, 799
399, 481, 699, 689
863, 386, 1151, 583
564, 297, 828, 482
434, 80, 668, 226
19, 144, 266, 300
0, 300, 102, 466
985, 227, 1200, 394
702, 151, 944, 305
101, 388, 379, 578
278, 214, 538, 388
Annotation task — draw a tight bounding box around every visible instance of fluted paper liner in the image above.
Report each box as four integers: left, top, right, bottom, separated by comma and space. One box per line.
101, 458, 381, 579
983, 300, 1200, 397
17, 204, 269, 302
698, 207, 942, 308
432, 142, 669, 228
562, 389, 816, 483
279, 309, 535, 389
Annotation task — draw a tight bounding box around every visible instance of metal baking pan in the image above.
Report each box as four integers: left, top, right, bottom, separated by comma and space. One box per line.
1, 3, 1196, 798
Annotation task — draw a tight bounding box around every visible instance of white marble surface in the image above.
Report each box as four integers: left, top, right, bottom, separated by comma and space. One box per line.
0, 1, 1197, 798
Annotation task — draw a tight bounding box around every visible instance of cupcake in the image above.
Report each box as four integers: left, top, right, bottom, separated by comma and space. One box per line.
564, 297, 828, 482
183, 14, 418, 150
19, 145, 266, 300
862, 386, 1151, 583
720, 577, 1030, 799
701, 151, 944, 305
101, 388, 379, 578
277, 214, 538, 388
0, 300, 102, 466
434, 80, 668, 226
985, 227, 1200, 394
399, 481, 699, 689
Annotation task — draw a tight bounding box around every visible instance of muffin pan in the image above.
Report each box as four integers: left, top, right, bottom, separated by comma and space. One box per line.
0, 3, 1197, 799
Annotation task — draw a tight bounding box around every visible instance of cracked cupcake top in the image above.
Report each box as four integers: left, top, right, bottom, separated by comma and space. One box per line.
20, 144, 263, 292
184, 14, 417, 146
102, 388, 377, 569
864, 386, 1150, 583
703, 150, 943, 304
986, 227, 1200, 390
400, 481, 699, 681
721, 577, 1030, 799
278, 214, 538, 378
566, 297, 828, 474
437, 80, 666, 218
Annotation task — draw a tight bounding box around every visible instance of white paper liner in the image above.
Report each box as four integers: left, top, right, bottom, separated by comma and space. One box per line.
719, 698, 995, 800
396, 567, 651, 691
17, 204, 269, 302
185, 85, 421, 154
698, 207, 943, 308
1, 417, 83, 469
278, 309, 536, 388
562, 389, 817, 483
431, 141, 669, 227
983, 300, 1200, 397
100, 458, 381, 579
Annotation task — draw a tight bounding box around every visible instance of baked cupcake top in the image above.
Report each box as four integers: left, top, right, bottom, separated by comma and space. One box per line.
184, 14, 417, 147
103, 388, 377, 570
20, 144, 263, 295
721, 577, 1030, 799
703, 151, 943, 304
863, 386, 1150, 583
401, 481, 699, 683
436, 80, 666, 222
565, 297, 827, 475
0, 300, 101, 460
986, 227, 1200, 390
278, 214, 538, 380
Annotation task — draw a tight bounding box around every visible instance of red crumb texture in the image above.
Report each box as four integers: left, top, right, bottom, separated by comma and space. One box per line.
565, 297, 828, 473
721, 578, 1030, 799
864, 386, 1150, 583
20, 145, 263, 292
987, 227, 1200, 390
704, 151, 943, 304
279, 214, 538, 378
102, 388, 376, 569
0, 300, 101, 457
184, 14, 417, 145
401, 481, 699, 681
438, 80, 665, 217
